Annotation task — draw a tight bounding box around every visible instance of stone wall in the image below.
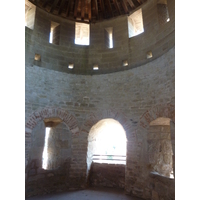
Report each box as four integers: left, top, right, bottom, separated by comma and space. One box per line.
25, 0, 175, 197
25, 0, 175, 74
25, 116, 74, 197
148, 125, 173, 177
26, 158, 71, 197
89, 163, 125, 189
25, 46, 175, 198
149, 172, 175, 200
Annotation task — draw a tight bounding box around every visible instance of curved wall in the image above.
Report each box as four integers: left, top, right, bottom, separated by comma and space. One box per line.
25, 0, 175, 75
25, 0, 175, 198
26, 46, 175, 123
25, 46, 175, 198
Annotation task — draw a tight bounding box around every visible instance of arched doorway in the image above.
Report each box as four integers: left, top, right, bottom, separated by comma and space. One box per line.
86, 118, 127, 188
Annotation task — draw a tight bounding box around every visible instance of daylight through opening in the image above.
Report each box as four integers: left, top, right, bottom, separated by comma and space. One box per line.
42, 127, 51, 170
87, 118, 127, 172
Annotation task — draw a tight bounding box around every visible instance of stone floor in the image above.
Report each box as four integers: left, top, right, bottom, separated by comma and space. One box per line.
26, 187, 145, 200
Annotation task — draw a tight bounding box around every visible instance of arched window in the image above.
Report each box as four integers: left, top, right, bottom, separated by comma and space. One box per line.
87, 119, 127, 174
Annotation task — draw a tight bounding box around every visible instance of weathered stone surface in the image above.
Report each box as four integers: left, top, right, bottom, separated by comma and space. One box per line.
25, 0, 175, 196
89, 163, 125, 189
147, 125, 173, 178
28, 169, 37, 176
152, 190, 159, 200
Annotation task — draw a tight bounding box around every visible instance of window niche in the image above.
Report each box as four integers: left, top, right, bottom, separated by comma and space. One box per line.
104, 27, 113, 49
157, 0, 170, 25
75, 22, 90, 45
42, 118, 71, 170
86, 119, 127, 176
49, 21, 60, 45
148, 117, 174, 178
25, 0, 36, 30
128, 8, 144, 38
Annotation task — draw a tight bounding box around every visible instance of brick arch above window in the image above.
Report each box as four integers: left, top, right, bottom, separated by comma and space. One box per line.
138, 104, 175, 131
25, 107, 79, 134
25, 107, 79, 168
80, 109, 134, 141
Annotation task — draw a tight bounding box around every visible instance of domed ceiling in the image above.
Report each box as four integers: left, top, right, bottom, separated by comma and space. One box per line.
28, 0, 147, 23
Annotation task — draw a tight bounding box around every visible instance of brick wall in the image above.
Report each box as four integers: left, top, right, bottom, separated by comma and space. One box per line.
148, 125, 173, 177
149, 172, 175, 200
25, 46, 175, 198
25, 0, 175, 198
89, 163, 125, 189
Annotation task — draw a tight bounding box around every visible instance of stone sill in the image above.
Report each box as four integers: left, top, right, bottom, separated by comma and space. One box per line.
149, 171, 174, 181
92, 162, 126, 166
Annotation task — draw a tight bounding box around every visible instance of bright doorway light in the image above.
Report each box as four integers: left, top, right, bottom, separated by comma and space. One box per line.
88, 119, 127, 165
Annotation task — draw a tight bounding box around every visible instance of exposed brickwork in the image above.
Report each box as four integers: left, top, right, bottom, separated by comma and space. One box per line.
26, 158, 71, 197
81, 110, 133, 141
149, 173, 175, 200
126, 104, 175, 199
148, 125, 173, 177
89, 163, 125, 189
139, 104, 175, 130
82, 111, 133, 185
25, 107, 81, 197
25, 6, 175, 196
25, 0, 174, 75
25, 107, 79, 132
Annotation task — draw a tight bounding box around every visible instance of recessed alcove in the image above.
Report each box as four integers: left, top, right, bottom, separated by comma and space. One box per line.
148, 118, 174, 179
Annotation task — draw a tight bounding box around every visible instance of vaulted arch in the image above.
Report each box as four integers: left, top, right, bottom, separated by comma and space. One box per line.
25, 107, 79, 175
127, 104, 175, 197
80, 109, 134, 187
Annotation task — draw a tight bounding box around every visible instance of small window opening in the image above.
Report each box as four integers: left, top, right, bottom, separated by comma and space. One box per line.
93, 64, 99, 70
128, 8, 144, 38
122, 60, 128, 67
25, 0, 36, 30
49, 21, 60, 45
68, 63, 74, 69
42, 127, 51, 170
34, 53, 41, 61
157, 0, 170, 25
105, 27, 113, 48
147, 51, 153, 59
75, 22, 90, 45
